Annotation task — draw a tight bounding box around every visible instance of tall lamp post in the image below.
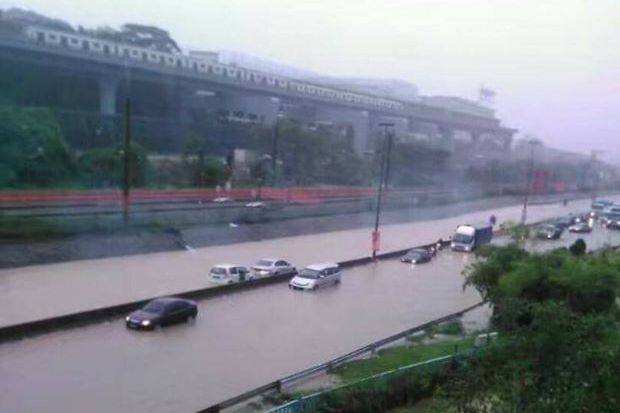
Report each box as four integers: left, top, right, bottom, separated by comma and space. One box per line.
122, 61, 132, 225
372, 122, 395, 260
590, 150, 604, 203
520, 138, 540, 224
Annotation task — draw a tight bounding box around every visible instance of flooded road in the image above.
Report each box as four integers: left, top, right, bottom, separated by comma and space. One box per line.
0, 196, 611, 327
0, 252, 483, 413
1, 224, 619, 413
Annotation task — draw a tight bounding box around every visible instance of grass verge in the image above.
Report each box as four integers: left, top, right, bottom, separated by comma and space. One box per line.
333, 335, 475, 383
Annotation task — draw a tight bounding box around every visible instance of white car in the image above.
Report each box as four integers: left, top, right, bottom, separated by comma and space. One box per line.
289, 263, 341, 291
209, 264, 251, 284
252, 258, 296, 278
213, 197, 232, 203
245, 201, 265, 208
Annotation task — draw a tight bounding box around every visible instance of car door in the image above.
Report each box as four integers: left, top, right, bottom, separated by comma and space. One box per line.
169, 302, 188, 324
330, 267, 341, 285
318, 268, 329, 287
274, 260, 288, 275
229, 267, 239, 282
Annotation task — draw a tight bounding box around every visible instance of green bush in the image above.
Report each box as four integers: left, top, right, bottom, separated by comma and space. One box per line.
77, 142, 151, 187
0, 106, 75, 188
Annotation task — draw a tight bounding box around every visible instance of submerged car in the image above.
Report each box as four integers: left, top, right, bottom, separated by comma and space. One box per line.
536, 224, 563, 240
553, 216, 577, 229
400, 248, 433, 264
125, 297, 197, 330
209, 264, 252, 284
289, 263, 341, 291
568, 222, 592, 233
251, 258, 296, 277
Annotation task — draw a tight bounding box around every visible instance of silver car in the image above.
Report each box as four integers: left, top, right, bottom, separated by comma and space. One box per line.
252, 258, 296, 278
289, 263, 341, 291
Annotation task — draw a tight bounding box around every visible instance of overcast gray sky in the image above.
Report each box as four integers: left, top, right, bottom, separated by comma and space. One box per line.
2, 0, 619, 160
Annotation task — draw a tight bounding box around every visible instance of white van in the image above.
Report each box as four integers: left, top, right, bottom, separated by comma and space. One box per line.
289, 263, 341, 291
209, 264, 251, 284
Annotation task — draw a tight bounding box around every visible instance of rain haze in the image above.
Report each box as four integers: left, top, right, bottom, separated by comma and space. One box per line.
2, 1, 620, 412
1, 0, 619, 159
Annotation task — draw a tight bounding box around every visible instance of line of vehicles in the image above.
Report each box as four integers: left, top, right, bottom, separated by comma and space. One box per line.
126, 200, 616, 331
126, 261, 342, 330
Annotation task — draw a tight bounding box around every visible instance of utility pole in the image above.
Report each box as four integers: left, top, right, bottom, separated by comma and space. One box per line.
372, 123, 394, 260
590, 150, 604, 203
122, 97, 131, 225
520, 138, 540, 224
122, 60, 131, 225
271, 120, 279, 186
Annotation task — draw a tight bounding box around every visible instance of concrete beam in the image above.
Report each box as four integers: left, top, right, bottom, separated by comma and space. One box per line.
98, 76, 119, 116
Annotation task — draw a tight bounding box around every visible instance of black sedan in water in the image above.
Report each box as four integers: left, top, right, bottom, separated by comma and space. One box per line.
125, 297, 198, 330
400, 248, 433, 264
536, 224, 563, 240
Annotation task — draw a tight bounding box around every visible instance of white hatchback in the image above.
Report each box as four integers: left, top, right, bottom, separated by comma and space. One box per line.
289, 263, 341, 291
209, 264, 251, 284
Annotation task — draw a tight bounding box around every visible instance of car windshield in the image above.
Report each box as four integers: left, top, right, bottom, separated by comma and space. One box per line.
453, 233, 473, 243
211, 267, 227, 275
298, 268, 321, 279
256, 260, 274, 267
142, 301, 167, 314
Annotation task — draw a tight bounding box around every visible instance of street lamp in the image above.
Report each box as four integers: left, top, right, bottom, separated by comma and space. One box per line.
520, 138, 540, 224
372, 122, 395, 260
122, 60, 132, 225
590, 150, 604, 203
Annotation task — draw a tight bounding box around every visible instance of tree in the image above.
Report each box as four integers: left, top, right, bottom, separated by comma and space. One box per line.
85, 23, 182, 54
441, 302, 620, 413
78, 142, 150, 188
0, 106, 75, 188
447, 246, 620, 412
569, 238, 586, 256
180, 131, 227, 187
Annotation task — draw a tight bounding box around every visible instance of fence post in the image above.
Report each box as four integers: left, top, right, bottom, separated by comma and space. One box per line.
275, 380, 282, 393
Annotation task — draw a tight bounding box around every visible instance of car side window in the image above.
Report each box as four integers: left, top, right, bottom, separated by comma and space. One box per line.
230, 267, 238, 275
276, 260, 286, 266
169, 302, 180, 312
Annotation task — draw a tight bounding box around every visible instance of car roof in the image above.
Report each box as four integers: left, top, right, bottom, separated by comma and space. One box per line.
305, 262, 339, 271
257, 258, 280, 263
212, 263, 240, 269
149, 297, 195, 305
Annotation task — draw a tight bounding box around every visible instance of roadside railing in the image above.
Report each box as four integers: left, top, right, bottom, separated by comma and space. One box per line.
196, 301, 484, 413
266, 350, 479, 413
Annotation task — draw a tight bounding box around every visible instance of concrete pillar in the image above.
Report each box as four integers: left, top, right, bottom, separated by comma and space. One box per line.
99, 76, 119, 116
437, 126, 455, 152
313, 106, 372, 154
471, 130, 482, 148
502, 134, 513, 151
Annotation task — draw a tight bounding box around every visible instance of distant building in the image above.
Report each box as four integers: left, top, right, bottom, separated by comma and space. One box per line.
421, 96, 495, 119
315, 77, 420, 103
190, 49, 319, 79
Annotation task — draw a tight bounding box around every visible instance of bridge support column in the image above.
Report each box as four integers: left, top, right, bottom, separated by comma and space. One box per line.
99, 76, 119, 116
470, 131, 482, 150
313, 107, 372, 154
437, 126, 455, 152
502, 134, 513, 151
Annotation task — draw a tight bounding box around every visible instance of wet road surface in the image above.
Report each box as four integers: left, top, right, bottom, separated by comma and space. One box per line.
1, 224, 619, 413
0, 196, 610, 328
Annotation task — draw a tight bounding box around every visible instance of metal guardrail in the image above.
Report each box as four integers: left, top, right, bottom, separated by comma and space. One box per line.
266, 351, 475, 413
196, 301, 484, 413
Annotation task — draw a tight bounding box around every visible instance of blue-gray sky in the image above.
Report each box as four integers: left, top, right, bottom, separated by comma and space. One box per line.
2, 0, 619, 160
